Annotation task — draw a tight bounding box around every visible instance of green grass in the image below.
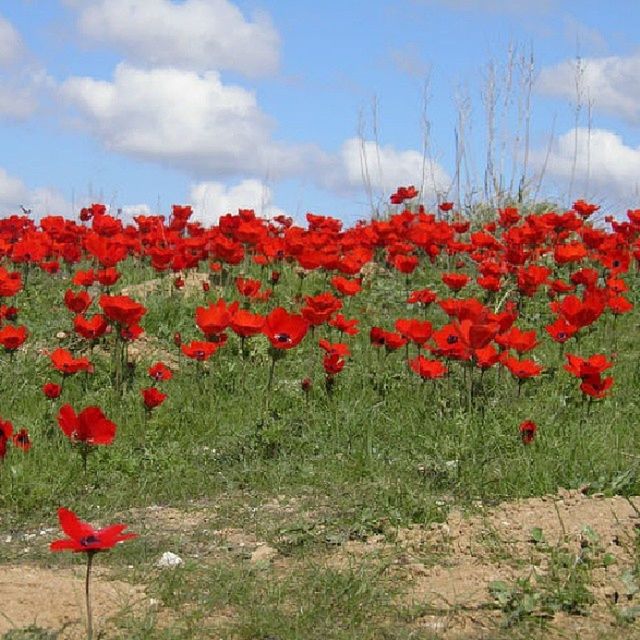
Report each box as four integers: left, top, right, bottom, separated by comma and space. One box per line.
2, 232, 640, 638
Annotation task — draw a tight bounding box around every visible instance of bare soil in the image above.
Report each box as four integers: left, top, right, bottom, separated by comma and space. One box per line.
3, 491, 640, 638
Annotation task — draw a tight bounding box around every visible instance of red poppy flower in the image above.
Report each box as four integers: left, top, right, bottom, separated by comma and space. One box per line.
395, 319, 433, 346
235, 277, 262, 299
141, 387, 167, 410
390, 185, 418, 204
263, 307, 309, 350
407, 288, 437, 306
43, 382, 62, 399
441, 272, 470, 292
579, 374, 614, 399
328, 314, 359, 336
12, 428, 31, 452
74, 314, 109, 340
331, 276, 362, 297
0, 325, 27, 352
473, 344, 500, 370
181, 341, 219, 361
519, 420, 537, 445
57, 404, 116, 445
64, 289, 92, 314
608, 295, 633, 315
318, 339, 351, 357
195, 299, 238, 337
99, 295, 147, 327
430, 324, 471, 361
545, 318, 578, 344
408, 355, 448, 379
439, 201, 454, 212
392, 254, 419, 274
148, 362, 173, 382
454, 319, 500, 351
500, 355, 543, 379
572, 199, 599, 218
72, 269, 96, 287
230, 309, 265, 338
96, 267, 120, 286
323, 353, 345, 376
50, 507, 137, 553
301, 292, 342, 326
495, 327, 538, 354
50, 348, 92, 375
563, 353, 613, 379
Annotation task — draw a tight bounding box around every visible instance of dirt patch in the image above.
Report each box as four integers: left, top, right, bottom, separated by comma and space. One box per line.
0, 565, 147, 639
313, 492, 640, 638
121, 271, 210, 300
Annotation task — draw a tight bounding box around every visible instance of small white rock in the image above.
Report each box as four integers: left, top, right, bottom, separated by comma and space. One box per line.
157, 551, 184, 568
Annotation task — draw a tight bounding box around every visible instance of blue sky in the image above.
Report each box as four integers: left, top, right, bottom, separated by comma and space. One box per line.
1, 0, 639, 224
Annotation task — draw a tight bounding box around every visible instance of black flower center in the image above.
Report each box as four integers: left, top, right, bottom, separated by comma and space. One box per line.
275, 333, 291, 344
80, 535, 99, 547
446, 335, 458, 344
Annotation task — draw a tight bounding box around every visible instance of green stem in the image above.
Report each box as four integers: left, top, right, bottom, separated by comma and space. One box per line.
85, 551, 95, 640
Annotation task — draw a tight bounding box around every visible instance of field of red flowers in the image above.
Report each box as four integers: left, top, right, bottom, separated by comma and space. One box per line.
2, 191, 640, 638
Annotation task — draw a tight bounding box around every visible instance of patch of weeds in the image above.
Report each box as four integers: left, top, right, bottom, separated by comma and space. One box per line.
489, 525, 612, 627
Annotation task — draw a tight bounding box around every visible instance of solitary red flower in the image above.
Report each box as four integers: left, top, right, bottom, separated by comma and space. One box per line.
50, 348, 93, 376
43, 381, 62, 399
263, 307, 309, 350
328, 314, 359, 336
12, 428, 31, 452
331, 276, 362, 297
99, 294, 147, 327
408, 355, 448, 380
64, 289, 92, 314
181, 341, 219, 361
500, 355, 543, 379
0, 325, 27, 352
141, 387, 167, 410
74, 314, 109, 340
323, 353, 345, 376
407, 288, 437, 306
50, 507, 137, 553
442, 272, 470, 292
148, 362, 173, 382
230, 309, 265, 338
519, 420, 537, 445
57, 404, 116, 445
195, 299, 238, 337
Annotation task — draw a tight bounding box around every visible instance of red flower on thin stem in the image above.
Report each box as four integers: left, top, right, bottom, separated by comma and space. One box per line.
141, 387, 167, 410
50, 507, 137, 640
0, 325, 27, 352
57, 404, 116, 446
263, 307, 309, 350
12, 428, 31, 452
148, 362, 173, 382
519, 420, 537, 445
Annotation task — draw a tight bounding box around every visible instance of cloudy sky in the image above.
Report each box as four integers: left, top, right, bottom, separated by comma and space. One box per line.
1, 0, 639, 224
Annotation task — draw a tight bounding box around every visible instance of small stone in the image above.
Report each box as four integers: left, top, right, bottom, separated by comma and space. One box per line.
250, 545, 277, 564
157, 551, 184, 568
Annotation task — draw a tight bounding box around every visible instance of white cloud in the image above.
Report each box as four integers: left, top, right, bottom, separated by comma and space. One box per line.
74, 0, 279, 77
189, 179, 286, 225
532, 127, 640, 208
60, 63, 326, 180
0, 14, 23, 67
328, 137, 450, 200
537, 54, 640, 124
0, 167, 71, 219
